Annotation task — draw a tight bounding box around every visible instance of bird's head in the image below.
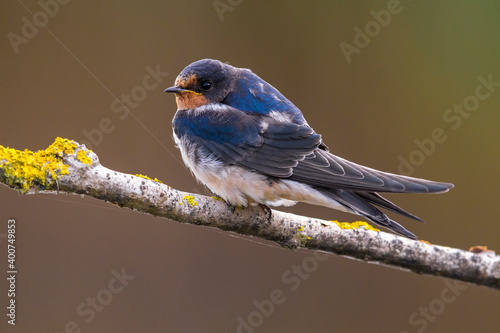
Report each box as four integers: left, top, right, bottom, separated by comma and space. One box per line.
165, 59, 235, 110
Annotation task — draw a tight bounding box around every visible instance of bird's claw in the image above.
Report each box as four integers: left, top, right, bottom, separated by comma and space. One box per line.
259, 203, 272, 220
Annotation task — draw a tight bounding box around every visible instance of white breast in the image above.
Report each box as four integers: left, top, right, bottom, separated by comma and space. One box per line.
173, 132, 351, 213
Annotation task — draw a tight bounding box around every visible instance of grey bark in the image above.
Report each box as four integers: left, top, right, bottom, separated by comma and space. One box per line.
2, 141, 499, 290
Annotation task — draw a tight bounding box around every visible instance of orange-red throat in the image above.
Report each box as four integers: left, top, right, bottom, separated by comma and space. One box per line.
165, 74, 210, 110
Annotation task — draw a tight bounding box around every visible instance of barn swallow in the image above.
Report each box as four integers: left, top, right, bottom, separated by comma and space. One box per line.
165, 59, 453, 239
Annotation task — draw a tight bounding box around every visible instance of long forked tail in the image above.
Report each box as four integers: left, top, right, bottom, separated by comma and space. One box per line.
317, 188, 421, 239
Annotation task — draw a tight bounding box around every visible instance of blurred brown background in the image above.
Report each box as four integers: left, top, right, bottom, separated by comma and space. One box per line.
1, 1, 499, 332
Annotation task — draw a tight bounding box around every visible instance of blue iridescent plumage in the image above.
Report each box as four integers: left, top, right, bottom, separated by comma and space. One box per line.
223, 75, 308, 125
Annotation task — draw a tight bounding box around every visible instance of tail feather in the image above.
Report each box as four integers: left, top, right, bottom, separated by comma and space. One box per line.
355, 191, 423, 222
317, 188, 418, 239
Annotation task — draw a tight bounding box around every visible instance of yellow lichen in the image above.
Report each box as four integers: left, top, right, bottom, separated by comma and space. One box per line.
211, 196, 226, 202
179, 194, 198, 207
135, 174, 163, 183
330, 220, 380, 233
294, 233, 312, 246
0, 137, 77, 193
76, 149, 92, 165
294, 226, 312, 246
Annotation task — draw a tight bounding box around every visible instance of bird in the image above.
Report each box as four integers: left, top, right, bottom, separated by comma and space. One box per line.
165, 59, 454, 239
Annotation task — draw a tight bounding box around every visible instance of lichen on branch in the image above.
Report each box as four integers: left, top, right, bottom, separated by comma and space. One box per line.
0, 138, 91, 193
1, 138, 499, 290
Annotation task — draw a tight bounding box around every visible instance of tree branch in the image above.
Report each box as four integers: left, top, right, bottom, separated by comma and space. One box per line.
1, 138, 499, 290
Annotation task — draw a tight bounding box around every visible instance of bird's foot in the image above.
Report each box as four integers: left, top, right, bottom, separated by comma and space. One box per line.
258, 203, 272, 220
212, 196, 242, 213
228, 203, 243, 213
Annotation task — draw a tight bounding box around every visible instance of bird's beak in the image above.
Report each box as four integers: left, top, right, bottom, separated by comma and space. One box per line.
164, 86, 187, 93
164, 86, 201, 95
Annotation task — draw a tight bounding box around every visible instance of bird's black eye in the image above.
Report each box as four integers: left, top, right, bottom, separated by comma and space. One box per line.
200, 81, 212, 91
